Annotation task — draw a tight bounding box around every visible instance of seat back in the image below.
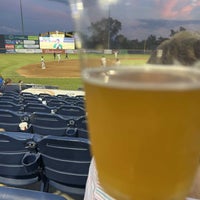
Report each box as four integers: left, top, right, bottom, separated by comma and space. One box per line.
0, 96, 21, 104
23, 97, 42, 105
0, 109, 25, 131
0, 101, 23, 112
64, 97, 81, 105
46, 99, 67, 108
76, 115, 88, 131
0, 186, 66, 200
0, 132, 41, 186
29, 112, 73, 136
38, 136, 91, 193
24, 103, 52, 114
55, 105, 86, 119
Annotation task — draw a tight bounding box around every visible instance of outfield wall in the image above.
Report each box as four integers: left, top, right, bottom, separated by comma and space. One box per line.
0, 34, 152, 55
0, 34, 75, 54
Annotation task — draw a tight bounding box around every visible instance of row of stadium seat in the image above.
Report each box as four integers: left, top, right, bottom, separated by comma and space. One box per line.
0, 101, 85, 114
0, 109, 88, 137
0, 94, 85, 108
0, 131, 91, 199
1, 91, 84, 102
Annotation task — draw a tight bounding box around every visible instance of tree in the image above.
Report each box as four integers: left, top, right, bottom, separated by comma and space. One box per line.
87, 17, 121, 49
113, 34, 128, 49
170, 26, 187, 37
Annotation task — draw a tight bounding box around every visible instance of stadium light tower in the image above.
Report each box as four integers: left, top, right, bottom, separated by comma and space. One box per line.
107, 4, 111, 49
20, 0, 25, 35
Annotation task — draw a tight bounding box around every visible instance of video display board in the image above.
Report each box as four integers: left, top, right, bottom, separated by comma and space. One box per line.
39, 37, 75, 50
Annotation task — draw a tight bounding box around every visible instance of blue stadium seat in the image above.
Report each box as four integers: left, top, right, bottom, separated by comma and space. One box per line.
0, 132, 41, 186
38, 93, 51, 99
0, 96, 22, 104
66, 127, 89, 139
56, 94, 69, 100
22, 97, 42, 105
0, 101, 24, 112
46, 99, 67, 108
74, 100, 85, 109
29, 112, 75, 136
40, 95, 58, 102
24, 103, 53, 114
77, 128, 89, 139
0, 186, 66, 200
38, 136, 91, 199
20, 92, 37, 97
0, 109, 29, 132
75, 115, 88, 131
2, 92, 21, 99
64, 97, 81, 106
55, 105, 86, 119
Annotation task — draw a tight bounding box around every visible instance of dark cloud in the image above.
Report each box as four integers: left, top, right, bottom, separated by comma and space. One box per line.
138, 19, 200, 30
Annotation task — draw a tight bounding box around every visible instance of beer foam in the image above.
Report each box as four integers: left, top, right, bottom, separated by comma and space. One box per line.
82, 65, 200, 90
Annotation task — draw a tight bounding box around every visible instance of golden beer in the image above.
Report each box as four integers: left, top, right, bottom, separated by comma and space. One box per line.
83, 66, 200, 200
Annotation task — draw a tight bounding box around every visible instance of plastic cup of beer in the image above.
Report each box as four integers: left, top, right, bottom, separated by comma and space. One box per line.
70, 1, 200, 199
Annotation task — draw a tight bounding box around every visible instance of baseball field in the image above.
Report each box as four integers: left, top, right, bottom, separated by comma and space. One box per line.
0, 53, 150, 90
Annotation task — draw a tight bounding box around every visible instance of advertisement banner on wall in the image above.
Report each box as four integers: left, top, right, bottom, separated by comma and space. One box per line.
42, 49, 65, 54
5, 40, 15, 44
15, 44, 24, 49
15, 40, 24, 45
0, 34, 5, 53
15, 49, 42, 53
4, 35, 28, 40
24, 40, 36, 45
28, 35, 39, 40
24, 44, 40, 49
6, 49, 16, 53
5, 44, 15, 49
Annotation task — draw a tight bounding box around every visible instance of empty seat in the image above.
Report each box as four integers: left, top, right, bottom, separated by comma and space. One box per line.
66, 127, 89, 139
0, 185, 66, 200
2, 92, 21, 99
29, 112, 75, 136
56, 94, 69, 100
41, 95, 58, 102
0, 101, 23, 112
75, 100, 85, 108
46, 99, 67, 108
38, 93, 52, 98
0, 96, 22, 104
20, 91, 36, 97
38, 136, 91, 199
23, 97, 42, 105
0, 109, 28, 132
0, 132, 41, 186
77, 128, 89, 139
55, 105, 86, 119
76, 115, 88, 131
24, 103, 52, 114
64, 97, 80, 105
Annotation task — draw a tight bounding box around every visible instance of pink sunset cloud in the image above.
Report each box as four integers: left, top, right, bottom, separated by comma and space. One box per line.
158, 0, 200, 19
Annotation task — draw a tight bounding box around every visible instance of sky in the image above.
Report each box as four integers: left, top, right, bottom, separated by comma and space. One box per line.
0, 0, 200, 40
0, 0, 72, 35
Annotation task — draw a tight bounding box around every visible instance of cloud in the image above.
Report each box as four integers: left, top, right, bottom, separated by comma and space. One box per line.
159, 0, 200, 19
0, 26, 21, 34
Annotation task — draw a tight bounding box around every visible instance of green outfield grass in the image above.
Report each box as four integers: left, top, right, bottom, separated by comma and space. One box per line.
0, 53, 149, 90
0, 53, 82, 90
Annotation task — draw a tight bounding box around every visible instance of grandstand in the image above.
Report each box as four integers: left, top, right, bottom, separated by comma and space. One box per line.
0, 90, 89, 200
